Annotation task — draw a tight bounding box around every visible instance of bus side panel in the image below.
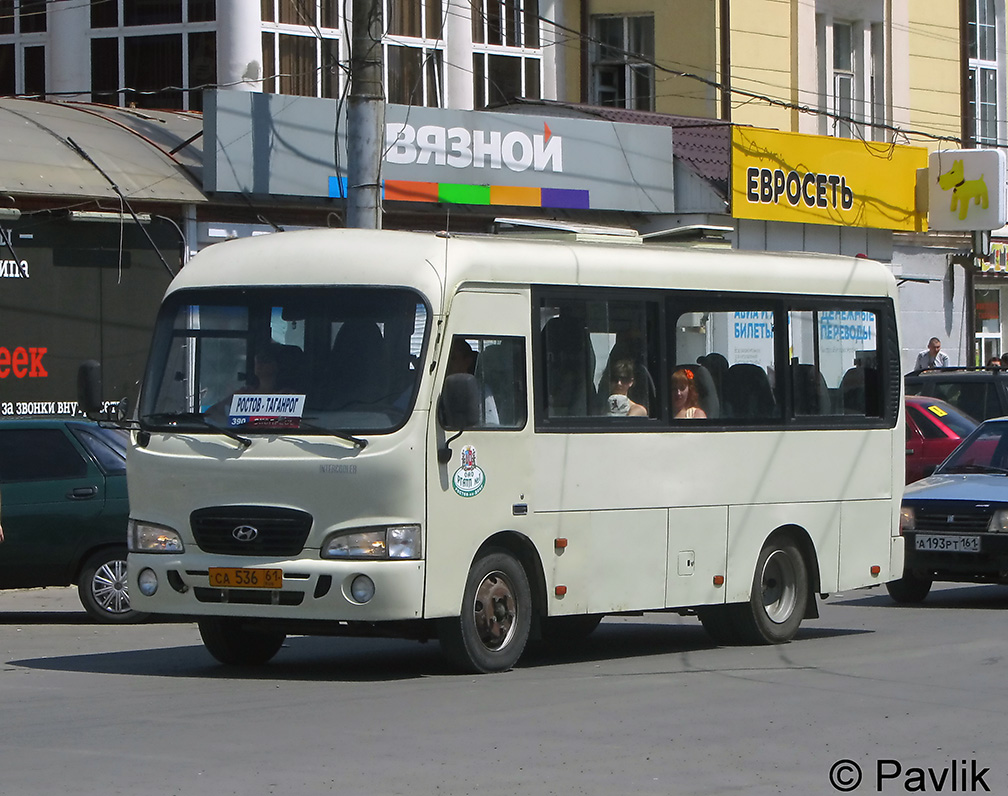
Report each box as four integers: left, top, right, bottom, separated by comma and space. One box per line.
666, 505, 728, 608
724, 502, 842, 604
550, 508, 667, 613
839, 499, 894, 591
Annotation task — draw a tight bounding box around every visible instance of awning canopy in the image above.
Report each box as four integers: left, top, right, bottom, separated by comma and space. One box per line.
0, 98, 206, 204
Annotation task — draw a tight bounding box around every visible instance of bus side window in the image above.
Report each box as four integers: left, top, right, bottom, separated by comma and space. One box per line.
446, 335, 526, 429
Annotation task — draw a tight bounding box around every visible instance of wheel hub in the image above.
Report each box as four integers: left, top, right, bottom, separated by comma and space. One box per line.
473, 571, 517, 650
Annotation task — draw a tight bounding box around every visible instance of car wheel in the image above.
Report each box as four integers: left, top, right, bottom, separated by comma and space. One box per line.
886, 572, 932, 604
77, 548, 148, 624
438, 549, 532, 673
198, 617, 286, 666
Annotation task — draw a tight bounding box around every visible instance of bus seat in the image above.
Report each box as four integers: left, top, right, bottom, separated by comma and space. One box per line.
792, 363, 831, 415
697, 352, 729, 401
475, 343, 517, 426
723, 363, 775, 419
838, 366, 866, 414
277, 344, 306, 393
542, 316, 596, 417
677, 362, 719, 419
327, 320, 388, 409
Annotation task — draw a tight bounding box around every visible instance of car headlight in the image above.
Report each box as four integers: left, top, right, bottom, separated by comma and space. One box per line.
900, 506, 916, 532
989, 510, 1008, 533
321, 524, 422, 560
128, 519, 184, 553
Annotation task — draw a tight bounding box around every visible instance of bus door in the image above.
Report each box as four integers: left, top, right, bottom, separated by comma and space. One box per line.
424, 289, 533, 618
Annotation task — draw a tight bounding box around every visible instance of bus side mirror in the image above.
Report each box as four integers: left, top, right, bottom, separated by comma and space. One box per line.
437, 373, 481, 464
77, 360, 104, 418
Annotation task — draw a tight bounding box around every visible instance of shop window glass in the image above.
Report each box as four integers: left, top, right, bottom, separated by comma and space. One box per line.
188, 31, 215, 110
125, 0, 182, 26
279, 33, 316, 97
188, 0, 216, 22
24, 45, 44, 98
125, 34, 183, 109
487, 53, 521, 105
0, 0, 13, 35
389, 0, 422, 37
19, 0, 45, 33
321, 0, 339, 28
91, 38, 119, 104
0, 43, 13, 94
387, 44, 424, 104
279, 0, 312, 25
262, 32, 275, 93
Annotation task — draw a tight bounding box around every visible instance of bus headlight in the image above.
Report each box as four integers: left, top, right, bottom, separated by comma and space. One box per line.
321, 524, 422, 560
899, 506, 915, 532
128, 519, 184, 553
989, 510, 1008, 533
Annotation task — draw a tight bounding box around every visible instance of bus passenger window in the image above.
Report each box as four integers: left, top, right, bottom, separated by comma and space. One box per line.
444, 335, 526, 429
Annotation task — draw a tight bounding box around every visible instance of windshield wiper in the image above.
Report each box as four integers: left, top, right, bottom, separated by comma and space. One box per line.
145, 412, 251, 448
942, 463, 1008, 475
294, 417, 368, 449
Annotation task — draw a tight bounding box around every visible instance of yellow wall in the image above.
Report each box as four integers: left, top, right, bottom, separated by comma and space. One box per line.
727, 0, 796, 131
907, 4, 961, 149
566, 1, 719, 118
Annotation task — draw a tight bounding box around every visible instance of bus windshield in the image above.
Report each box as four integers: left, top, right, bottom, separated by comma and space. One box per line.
139, 286, 429, 435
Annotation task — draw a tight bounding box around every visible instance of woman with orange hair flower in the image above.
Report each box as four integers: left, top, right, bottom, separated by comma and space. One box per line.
671, 367, 707, 419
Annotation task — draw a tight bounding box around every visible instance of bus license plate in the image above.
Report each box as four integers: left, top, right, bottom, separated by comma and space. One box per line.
208, 568, 283, 589
914, 534, 980, 553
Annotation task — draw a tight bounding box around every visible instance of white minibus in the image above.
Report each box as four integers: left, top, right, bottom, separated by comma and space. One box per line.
82, 227, 904, 672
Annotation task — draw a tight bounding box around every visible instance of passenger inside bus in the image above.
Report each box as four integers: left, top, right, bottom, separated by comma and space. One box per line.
606, 359, 648, 416
447, 337, 499, 425
671, 367, 707, 419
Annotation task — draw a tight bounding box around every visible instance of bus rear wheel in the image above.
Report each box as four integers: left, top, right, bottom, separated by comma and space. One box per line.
198, 617, 286, 666
700, 538, 809, 645
738, 539, 809, 644
438, 549, 532, 673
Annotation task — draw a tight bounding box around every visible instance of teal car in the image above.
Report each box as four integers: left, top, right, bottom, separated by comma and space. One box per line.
0, 418, 143, 622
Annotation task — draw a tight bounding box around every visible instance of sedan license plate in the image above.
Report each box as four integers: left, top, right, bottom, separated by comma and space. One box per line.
914, 534, 981, 553
208, 567, 283, 589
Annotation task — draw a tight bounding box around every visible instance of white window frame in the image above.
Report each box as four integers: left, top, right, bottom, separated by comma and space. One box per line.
967, 0, 1006, 147
816, 5, 886, 141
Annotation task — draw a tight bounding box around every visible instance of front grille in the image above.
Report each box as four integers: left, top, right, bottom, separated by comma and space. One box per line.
191, 506, 313, 556
194, 587, 305, 606
914, 508, 992, 534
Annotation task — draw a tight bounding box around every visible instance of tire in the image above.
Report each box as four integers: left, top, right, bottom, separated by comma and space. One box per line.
733, 538, 809, 645
886, 571, 932, 604
77, 548, 148, 624
540, 613, 603, 644
198, 617, 286, 666
696, 605, 737, 645
438, 549, 532, 673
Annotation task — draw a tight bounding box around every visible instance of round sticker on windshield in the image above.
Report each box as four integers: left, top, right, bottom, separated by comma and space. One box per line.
453, 445, 485, 497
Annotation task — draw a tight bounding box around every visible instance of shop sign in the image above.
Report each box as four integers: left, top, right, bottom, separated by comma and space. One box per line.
928, 149, 1008, 232
731, 127, 927, 231
979, 241, 1008, 274
206, 91, 678, 214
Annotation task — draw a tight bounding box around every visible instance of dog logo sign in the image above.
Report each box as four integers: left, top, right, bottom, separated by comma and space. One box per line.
938, 159, 989, 221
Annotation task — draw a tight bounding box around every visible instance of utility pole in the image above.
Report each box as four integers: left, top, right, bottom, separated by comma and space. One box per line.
347, 0, 385, 229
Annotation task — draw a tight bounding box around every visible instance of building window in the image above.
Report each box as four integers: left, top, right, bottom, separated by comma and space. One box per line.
23, 42, 42, 97
19, 0, 45, 33
471, 0, 541, 108
967, 0, 1001, 146
125, 34, 183, 109
590, 15, 655, 111
818, 12, 886, 141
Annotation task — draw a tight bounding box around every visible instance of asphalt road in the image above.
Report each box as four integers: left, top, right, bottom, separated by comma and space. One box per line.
2, 583, 1007, 796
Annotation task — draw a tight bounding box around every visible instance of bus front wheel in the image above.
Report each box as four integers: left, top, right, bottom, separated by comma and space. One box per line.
438, 549, 532, 673
198, 617, 286, 666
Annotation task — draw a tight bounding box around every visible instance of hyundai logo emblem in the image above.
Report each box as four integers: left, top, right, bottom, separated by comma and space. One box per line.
232, 525, 259, 542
